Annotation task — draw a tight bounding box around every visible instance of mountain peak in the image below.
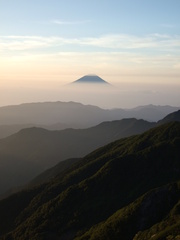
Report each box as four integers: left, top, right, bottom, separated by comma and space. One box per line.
71, 74, 110, 85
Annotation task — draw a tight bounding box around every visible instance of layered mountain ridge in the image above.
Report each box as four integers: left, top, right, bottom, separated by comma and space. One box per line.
0, 101, 179, 139
0, 118, 155, 195
0, 109, 180, 197
0, 121, 180, 240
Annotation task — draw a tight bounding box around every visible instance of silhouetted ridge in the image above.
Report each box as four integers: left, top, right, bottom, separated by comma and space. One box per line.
157, 109, 180, 125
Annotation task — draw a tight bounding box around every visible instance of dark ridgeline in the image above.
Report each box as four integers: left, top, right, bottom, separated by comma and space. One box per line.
157, 109, 180, 125
0, 121, 180, 240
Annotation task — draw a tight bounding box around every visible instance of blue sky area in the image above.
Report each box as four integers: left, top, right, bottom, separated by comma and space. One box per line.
1, 0, 180, 36
0, 0, 180, 107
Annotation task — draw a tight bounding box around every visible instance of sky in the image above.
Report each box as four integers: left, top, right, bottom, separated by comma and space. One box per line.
0, 0, 180, 108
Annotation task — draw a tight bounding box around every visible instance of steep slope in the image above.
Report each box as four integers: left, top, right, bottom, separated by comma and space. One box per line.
29, 157, 82, 187
0, 122, 179, 240
27, 111, 180, 188
133, 197, 180, 240
78, 182, 180, 240
157, 109, 180, 125
0, 118, 155, 195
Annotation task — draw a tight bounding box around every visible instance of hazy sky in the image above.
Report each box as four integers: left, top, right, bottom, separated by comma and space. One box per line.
0, 0, 180, 108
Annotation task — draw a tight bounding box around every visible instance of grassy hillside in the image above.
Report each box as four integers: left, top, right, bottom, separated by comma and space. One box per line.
0, 122, 179, 240
77, 182, 180, 240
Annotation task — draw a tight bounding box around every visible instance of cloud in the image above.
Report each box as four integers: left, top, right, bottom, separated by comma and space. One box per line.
0, 34, 180, 52
160, 24, 175, 28
0, 36, 65, 51
78, 34, 180, 50
51, 19, 91, 25
0, 34, 180, 77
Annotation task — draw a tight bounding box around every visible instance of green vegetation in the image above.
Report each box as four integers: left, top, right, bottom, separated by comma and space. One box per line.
0, 118, 155, 195
0, 122, 179, 240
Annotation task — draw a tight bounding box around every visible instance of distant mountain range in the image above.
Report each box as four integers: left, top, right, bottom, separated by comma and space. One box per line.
0, 109, 179, 197
0, 101, 179, 139
0, 121, 179, 239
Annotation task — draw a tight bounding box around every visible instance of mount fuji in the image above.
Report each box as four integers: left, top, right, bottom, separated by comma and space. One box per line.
71, 74, 110, 85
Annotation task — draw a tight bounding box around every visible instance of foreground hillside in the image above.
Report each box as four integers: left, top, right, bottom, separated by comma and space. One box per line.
0, 110, 179, 196
0, 118, 154, 195
0, 122, 179, 240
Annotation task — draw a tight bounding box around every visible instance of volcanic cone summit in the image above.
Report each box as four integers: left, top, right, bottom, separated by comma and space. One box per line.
72, 74, 110, 85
